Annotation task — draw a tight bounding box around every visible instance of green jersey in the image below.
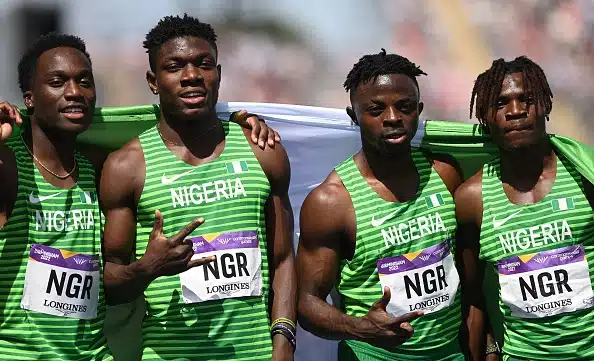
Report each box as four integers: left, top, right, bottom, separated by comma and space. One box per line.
480, 153, 594, 360
335, 151, 464, 361
136, 122, 273, 360
0, 137, 111, 360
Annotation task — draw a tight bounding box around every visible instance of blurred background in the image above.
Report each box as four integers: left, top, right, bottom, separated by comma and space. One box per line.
0, 0, 593, 143
1, 1, 593, 360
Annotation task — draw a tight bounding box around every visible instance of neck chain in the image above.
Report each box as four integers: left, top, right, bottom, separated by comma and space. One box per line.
157, 122, 220, 146
21, 132, 77, 180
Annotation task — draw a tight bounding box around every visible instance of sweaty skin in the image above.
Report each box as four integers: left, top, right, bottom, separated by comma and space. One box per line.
297, 73, 463, 350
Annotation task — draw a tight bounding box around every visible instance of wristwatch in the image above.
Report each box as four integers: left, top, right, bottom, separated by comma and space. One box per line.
485, 341, 501, 356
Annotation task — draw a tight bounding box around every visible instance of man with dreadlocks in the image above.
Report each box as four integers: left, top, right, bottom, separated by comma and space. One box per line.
456, 56, 594, 360
296, 49, 465, 361
100, 14, 296, 361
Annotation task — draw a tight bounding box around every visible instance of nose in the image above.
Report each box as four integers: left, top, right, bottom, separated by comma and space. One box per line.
181, 64, 201, 84
63, 80, 82, 99
505, 99, 527, 121
382, 106, 402, 126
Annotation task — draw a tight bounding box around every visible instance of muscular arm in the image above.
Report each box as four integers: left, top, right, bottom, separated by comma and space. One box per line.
248, 131, 296, 353
454, 172, 488, 361
100, 140, 149, 305
296, 178, 367, 340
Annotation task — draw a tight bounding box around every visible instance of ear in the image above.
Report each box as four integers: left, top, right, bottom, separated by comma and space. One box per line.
346, 106, 359, 126
146, 70, 158, 95
418, 101, 424, 116
23, 90, 34, 110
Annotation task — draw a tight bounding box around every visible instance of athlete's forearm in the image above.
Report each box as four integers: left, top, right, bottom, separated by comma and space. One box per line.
466, 305, 486, 361
297, 293, 364, 341
271, 255, 297, 352
104, 261, 153, 305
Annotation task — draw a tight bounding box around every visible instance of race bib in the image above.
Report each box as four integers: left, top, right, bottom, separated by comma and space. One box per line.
21, 244, 100, 319
377, 240, 459, 316
179, 231, 262, 303
498, 244, 594, 318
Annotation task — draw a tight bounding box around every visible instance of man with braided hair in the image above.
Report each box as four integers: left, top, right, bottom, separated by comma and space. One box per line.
456, 56, 594, 360
296, 49, 466, 360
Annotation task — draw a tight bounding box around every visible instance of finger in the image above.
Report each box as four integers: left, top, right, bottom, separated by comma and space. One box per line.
399, 322, 414, 333
392, 310, 424, 325
150, 210, 164, 238
266, 127, 276, 148
14, 107, 22, 126
187, 255, 216, 268
247, 116, 261, 145
254, 117, 268, 149
373, 286, 391, 311
170, 217, 204, 244
0, 123, 11, 142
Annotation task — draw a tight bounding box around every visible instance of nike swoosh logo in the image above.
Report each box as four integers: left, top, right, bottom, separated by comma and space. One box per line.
492, 209, 522, 228
29, 191, 63, 204
161, 169, 195, 185
371, 210, 400, 227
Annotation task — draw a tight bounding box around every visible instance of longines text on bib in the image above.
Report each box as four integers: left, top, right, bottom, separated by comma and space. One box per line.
21, 244, 100, 319
377, 240, 459, 316
179, 230, 262, 303
498, 244, 594, 318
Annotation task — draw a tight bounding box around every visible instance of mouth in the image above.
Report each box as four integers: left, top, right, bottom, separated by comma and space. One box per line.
179, 90, 206, 105
59, 104, 88, 120
505, 123, 534, 134
383, 129, 408, 144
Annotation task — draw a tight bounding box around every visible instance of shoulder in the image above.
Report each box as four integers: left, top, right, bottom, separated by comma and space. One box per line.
300, 171, 351, 238
241, 127, 290, 190
100, 138, 145, 204
422, 150, 464, 194
453, 168, 484, 225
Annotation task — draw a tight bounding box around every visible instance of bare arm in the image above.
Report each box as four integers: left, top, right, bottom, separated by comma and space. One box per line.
100, 141, 150, 305
248, 131, 296, 357
296, 177, 421, 349
454, 172, 491, 361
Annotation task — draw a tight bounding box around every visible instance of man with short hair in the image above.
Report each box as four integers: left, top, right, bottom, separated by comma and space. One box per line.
101, 15, 296, 360
296, 50, 465, 360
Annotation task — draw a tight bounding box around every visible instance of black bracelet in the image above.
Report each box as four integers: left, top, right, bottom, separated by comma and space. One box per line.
271, 323, 296, 338
271, 324, 296, 349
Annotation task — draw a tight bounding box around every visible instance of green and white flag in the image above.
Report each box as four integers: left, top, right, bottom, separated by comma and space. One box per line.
551, 197, 575, 212
226, 160, 248, 174
79, 191, 96, 204
425, 193, 445, 208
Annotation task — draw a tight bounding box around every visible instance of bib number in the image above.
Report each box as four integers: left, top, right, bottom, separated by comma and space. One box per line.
498, 244, 594, 318
21, 244, 100, 319
377, 240, 459, 316
179, 231, 262, 303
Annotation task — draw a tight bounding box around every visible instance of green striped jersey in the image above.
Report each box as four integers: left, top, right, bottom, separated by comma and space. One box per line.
334, 151, 464, 361
0, 137, 111, 360
479, 153, 594, 361
136, 122, 272, 360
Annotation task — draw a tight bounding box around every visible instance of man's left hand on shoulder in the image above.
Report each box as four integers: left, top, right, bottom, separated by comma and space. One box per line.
231, 110, 281, 149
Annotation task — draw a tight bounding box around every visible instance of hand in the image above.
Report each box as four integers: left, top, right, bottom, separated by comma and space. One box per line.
0, 102, 23, 143
355, 287, 423, 350
231, 110, 281, 149
138, 210, 215, 278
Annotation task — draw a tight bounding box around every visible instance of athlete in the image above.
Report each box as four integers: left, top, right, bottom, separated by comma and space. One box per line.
296, 50, 465, 360
456, 56, 594, 360
100, 15, 296, 361
0, 33, 113, 361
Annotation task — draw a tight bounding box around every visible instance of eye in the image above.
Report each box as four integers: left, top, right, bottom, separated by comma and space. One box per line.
368, 107, 383, 116
165, 63, 182, 72
199, 59, 216, 69
79, 78, 93, 88
48, 79, 64, 88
